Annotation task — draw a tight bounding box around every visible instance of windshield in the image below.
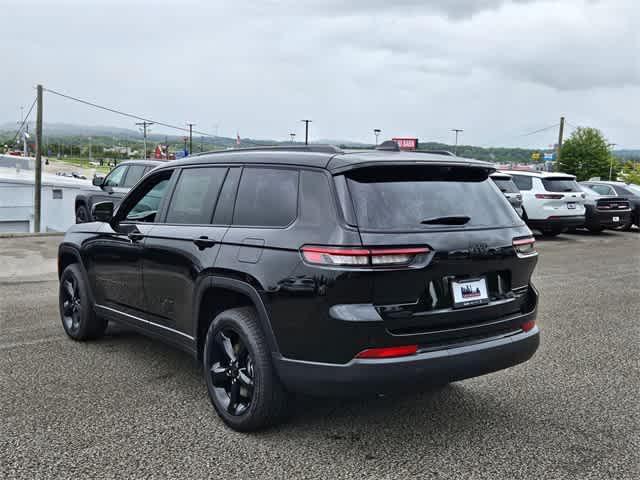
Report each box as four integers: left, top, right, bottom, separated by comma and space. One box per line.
542, 178, 580, 192
491, 177, 520, 193
343, 165, 521, 231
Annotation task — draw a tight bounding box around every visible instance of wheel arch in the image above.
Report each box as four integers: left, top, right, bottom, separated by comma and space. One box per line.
58, 245, 95, 305
194, 276, 280, 362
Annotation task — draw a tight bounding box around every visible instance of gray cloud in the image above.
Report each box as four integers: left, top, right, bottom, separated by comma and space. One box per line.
0, 0, 638, 148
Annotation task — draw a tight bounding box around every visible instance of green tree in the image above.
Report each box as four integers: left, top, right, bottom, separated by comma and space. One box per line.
558, 127, 617, 181
621, 161, 640, 184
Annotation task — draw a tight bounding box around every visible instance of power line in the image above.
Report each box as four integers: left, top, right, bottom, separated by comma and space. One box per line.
11, 97, 37, 145
517, 123, 560, 138
42, 87, 216, 138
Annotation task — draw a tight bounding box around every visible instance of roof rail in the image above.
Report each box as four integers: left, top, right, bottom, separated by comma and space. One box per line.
191, 144, 343, 157
418, 149, 456, 157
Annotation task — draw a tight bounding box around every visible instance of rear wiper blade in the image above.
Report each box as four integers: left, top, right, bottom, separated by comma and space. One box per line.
420, 215, 470, 225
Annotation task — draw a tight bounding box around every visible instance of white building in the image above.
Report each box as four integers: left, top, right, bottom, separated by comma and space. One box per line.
0, 162, 90, 233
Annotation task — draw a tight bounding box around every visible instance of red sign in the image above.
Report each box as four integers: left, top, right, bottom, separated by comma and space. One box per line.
392, 137, 418, 151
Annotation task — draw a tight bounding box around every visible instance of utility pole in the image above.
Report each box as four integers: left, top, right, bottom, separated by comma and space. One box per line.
186, 122, 195, 155
451, 128, 463, 155
301, 119, 312, 145
34, 84, 43, 233
289, 133, 296, 143
135, 121, 153, 159
556, 116, 565, 166
373, 128, 381, 146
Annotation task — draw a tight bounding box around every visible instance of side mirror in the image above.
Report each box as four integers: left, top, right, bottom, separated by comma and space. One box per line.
92, 175, 105, 187
92, 201, 114, 223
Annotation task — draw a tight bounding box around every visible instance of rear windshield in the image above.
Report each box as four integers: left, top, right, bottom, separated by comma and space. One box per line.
491, 177, 519, 193
342, 165, 520, 231
542, 178, 580, 192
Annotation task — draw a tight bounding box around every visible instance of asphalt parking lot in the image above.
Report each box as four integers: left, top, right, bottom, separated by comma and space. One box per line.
1, 230, 638, 479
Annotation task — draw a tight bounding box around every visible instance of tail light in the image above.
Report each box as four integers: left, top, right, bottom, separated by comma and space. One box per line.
301, 246, 429, 267
521, 320, 536, 332
513, 237, 536, 256
535, 194, 564, 199
356, 345, 418, 359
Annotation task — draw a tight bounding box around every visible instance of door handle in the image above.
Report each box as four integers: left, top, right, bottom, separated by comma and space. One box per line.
128, 232, 144, 242
193, 236, 217, 250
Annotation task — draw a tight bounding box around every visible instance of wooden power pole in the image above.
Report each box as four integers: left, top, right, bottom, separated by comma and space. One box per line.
556, 116, 565, 165
34, 84, 43, 233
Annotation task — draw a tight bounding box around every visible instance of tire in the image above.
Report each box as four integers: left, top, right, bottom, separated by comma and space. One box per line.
203, 307, 289, 432
75, 204, 90, 224
59, 264, 107, 340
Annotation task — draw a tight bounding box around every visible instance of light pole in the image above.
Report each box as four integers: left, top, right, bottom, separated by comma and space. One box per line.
186, 122, 196, 155
451, 129, 463, 155
374, 129, 381, 146
135, 121, 153, 159
608, 143, 617, 180
289, 133, 296, 143
301, 119, 312, 145
88, 136, 92, 162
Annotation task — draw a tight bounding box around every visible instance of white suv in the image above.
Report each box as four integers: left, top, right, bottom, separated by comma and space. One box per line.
501, 170, 586, 236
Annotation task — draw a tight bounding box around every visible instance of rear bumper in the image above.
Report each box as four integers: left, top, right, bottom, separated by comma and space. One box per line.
526, 215, 584, 231
274, 321, 540, 397
586, 208, 631, 228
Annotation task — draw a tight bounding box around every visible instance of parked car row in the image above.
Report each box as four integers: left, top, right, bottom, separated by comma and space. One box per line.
491, 170, 638, 236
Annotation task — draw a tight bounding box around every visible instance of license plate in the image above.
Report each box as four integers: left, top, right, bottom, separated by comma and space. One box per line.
613, 216, 620, 222
451, 277, 489, 308
567, 202, 576, 209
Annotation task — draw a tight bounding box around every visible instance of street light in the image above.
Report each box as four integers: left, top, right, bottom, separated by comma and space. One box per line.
301, 119, 312, 145
451, 129, 463, 155
373, 129, 381, 146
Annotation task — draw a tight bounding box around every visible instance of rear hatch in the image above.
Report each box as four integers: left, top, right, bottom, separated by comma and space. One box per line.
538, 176, 585, 216
336, 164, 537, 342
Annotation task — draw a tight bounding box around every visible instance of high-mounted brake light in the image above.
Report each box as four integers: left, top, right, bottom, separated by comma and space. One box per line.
513, 237, 536, 256
535, 194, 564, 199
356, 345, 418, 359
301, 246, 430, 267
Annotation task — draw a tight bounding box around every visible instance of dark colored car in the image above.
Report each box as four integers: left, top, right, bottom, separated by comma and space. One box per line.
580, 180, 640, 231
577, 185, 631, 232
491, 172, 523, 217
74, 160, 161, 223
57, 145, 540, 431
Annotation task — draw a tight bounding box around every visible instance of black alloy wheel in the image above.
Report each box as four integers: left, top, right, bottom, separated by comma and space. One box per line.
61, 275, 82, 335
58, 264, 107, 340
203, 307, 289, 431
208, 329, 255, 416
76, 205, 90, 224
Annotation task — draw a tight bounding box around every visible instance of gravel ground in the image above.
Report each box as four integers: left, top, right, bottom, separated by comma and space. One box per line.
0, 230, 638, 479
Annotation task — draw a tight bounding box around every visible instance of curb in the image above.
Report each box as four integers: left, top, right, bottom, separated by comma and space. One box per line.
0, 232, 65, 239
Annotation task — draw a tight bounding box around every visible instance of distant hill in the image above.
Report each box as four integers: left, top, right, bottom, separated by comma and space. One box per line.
4, 122, 634, 164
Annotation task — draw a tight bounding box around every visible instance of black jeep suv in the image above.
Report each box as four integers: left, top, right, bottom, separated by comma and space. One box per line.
74, 159, 161, 223
57, 144, 540, 431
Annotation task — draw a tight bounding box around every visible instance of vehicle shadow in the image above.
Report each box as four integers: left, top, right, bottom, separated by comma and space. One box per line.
97, 323, 515, 439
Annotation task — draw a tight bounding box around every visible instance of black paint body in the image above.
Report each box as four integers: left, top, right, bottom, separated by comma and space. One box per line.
59, 148, 540, 395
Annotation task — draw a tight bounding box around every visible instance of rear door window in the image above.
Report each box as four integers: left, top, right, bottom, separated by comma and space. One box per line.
541, 178, 580, 192
589, 184, 615, 196
121, 165, 146, 188
165, 167, 228, 224
342, 165, 519, 231
510, 175, 532, 191
233, 167, 299, 227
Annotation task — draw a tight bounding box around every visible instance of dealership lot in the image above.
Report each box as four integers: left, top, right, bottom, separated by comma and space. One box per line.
1, 231, 638, 479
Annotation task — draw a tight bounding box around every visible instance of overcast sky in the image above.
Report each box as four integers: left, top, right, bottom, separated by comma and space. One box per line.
2, 0, 639, 147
